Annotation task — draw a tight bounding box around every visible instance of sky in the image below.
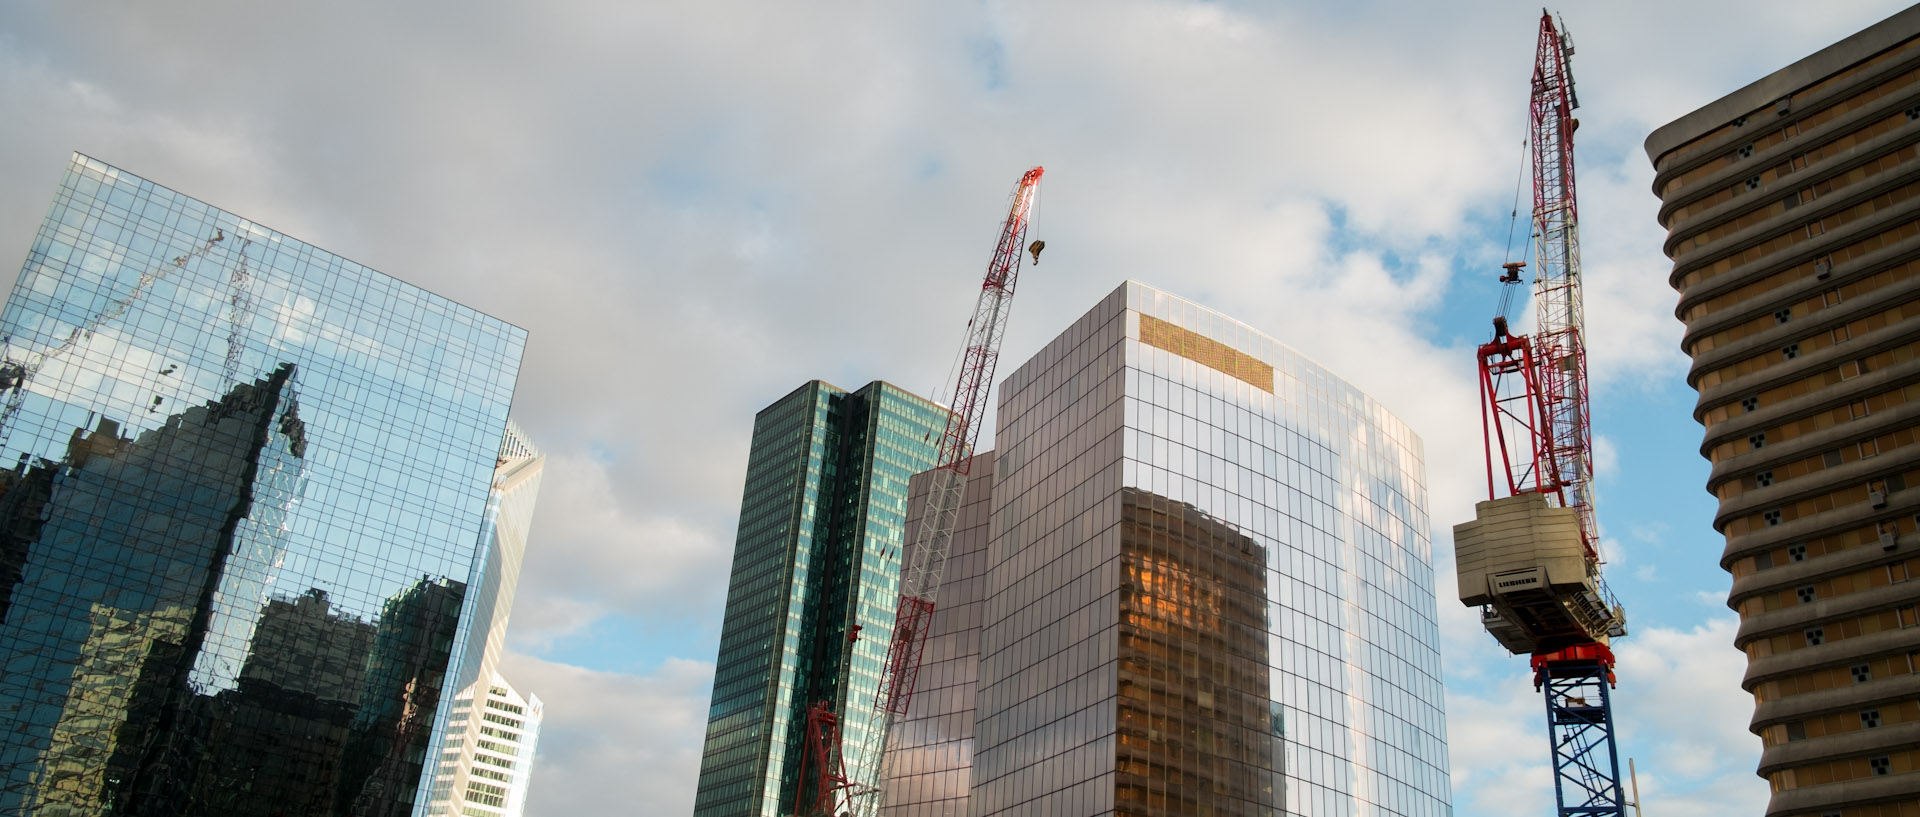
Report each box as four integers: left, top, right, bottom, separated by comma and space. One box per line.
0, 1, 1914, 815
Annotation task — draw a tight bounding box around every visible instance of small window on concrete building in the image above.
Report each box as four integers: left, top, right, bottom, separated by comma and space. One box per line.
1738, 143, 1755, 159
1743, 395, 1760, 412
1751, 433, 1768, 449
1806, 627, 1825, 646
1852, 664, 1873, 683
1825, 450, 1844, 468
1755, 470, 1774, 488
1872, 756, 1892, 775
1786, 721, 1806, 741
1862, 709, 1882, 729
1747, 175, 1763, 191
1789, 544, 1808, 562
1774, 308, 1792, 324
1782, 343, 1800, 360
1764, 509, 1783, 526
1797, 585, 1816, 604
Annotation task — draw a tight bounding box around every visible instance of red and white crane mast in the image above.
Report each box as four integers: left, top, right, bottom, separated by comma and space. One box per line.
1464, 11, 1626, 816
1529, 10, 1596, 554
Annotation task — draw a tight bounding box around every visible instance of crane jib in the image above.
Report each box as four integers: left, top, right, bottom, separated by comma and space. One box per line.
801, 166, 1042, 817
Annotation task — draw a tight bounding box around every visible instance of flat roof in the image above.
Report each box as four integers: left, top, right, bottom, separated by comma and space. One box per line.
1644, 4, 1920, 165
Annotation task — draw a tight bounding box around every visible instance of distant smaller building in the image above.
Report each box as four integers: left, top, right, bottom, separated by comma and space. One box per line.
439, 673, 544, 817
428, 420, 548, 816
693, 379, 952, 817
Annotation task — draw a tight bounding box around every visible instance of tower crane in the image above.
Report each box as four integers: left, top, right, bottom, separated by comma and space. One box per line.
0, 229, 231, 443
790, 166, 1044, 817
1453, 11, 1628, 817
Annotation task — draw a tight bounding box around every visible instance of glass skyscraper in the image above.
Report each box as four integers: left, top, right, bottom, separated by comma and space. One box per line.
883, 282, 1450, 817
694, 380, 952, 817
429, 420, 545, 817
0, 154, 526, 816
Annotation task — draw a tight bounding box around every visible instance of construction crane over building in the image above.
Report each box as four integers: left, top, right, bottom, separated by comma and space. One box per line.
1452, 11, 1630, 817
0, 229, 235, 443
790, 166, 1044, 817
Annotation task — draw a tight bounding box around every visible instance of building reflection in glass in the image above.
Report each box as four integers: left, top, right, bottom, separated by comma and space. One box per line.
4, 364, 306, 814
1115, 487, 1276, 817
966, 282, 1447, 817
882, 451, 996, 817
0, 155, 523, 817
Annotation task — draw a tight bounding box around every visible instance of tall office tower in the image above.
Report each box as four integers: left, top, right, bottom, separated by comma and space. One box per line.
877, 282, 1447, 817
0, 154, 525, 816
1646, 7, 1920, 814
694, 381, 951, 817
429, 421, 546, 817
882, 451, 995, 817
972, 282, 1445, 817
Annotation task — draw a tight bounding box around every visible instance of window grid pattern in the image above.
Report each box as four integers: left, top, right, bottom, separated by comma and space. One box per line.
966, 283, 1448, 817
0, 154, 524, 815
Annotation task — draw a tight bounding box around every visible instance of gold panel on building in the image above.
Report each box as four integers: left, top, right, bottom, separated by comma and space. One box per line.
1138, 314, 1275, 393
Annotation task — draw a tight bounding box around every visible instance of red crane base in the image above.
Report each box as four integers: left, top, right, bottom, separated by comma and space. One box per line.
792, 702, 852, 817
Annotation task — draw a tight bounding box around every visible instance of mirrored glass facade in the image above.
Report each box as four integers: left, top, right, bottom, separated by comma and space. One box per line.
963, 282, 1448, 817
883, 451, 995, 817
694, 380, 951, 817
429, 421, 545, 817
0, 154, 525, 816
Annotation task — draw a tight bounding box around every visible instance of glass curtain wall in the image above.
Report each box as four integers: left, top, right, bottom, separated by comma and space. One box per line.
970, 282, 1449, 817
695, 381, 950, 817
0, 154, 524, 817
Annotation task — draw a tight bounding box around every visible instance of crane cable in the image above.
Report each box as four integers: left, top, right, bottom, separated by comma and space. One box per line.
1498, 132, 1536, 326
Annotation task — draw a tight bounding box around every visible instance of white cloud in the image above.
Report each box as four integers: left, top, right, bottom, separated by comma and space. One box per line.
1593, 434, 1620, 479
1444, 618, 1764, 815
499, 652, 714, 817
510, 452, 734, 650
1612, 617, 1758, 773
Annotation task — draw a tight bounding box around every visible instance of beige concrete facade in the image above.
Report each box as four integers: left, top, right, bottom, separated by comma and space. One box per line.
1648, 7, 1920, 815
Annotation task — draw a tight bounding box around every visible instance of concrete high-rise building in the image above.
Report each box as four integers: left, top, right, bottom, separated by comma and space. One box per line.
882, 282, 1449, 817
429, 420, 546, 817
1647, 7, 1920, 814
694, 381, 951, 817
0, 154, 526, 816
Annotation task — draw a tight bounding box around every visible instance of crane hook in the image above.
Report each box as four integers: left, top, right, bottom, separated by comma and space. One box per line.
1028, 239, 1046, 264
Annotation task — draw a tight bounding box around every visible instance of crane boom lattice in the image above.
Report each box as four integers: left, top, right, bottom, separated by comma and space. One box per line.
801, 167, 1043, 817
1454, 12, 1626, 817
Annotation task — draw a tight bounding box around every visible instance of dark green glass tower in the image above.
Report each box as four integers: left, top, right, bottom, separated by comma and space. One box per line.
694, 380, 951, 817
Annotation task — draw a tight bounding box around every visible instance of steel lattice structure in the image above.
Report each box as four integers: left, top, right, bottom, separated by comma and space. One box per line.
1535, 647, 1624, 817
1474, 12, 1624, 817
1528, 9, 1596, 554
807, 167, 1043, 817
